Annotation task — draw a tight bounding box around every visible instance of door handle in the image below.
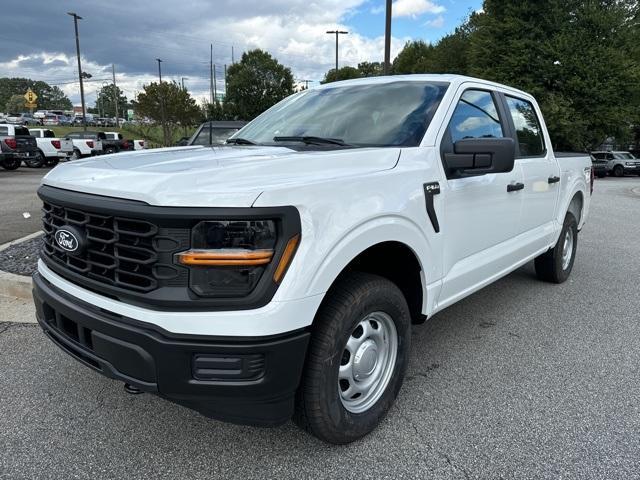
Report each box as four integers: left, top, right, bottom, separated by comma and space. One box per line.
548, 176, 560, 184
507, 182, 525, 192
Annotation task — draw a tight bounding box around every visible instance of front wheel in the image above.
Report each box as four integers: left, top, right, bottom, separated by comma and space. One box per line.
24, 151, 45, 168
294, 272, 411, 444
612, 165, 624, 177
535, 212, 578, 283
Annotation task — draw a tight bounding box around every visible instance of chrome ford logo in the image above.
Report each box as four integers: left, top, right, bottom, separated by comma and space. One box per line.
55, 229, 80, 252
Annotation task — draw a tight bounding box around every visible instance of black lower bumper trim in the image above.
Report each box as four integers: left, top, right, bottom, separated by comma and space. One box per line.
33, 272, 310, 426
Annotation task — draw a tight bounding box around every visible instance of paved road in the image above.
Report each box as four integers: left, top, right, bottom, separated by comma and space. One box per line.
0, 167, 48, 244
1, 177, 640, 479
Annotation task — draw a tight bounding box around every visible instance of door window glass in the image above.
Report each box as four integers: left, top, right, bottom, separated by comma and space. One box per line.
448, 90, 504, 143
505, 96, 546, 156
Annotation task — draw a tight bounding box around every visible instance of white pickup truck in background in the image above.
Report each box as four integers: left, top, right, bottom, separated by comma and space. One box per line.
34, 75, 592, 444
28, 128, 74, 167
65, 131, 105, 159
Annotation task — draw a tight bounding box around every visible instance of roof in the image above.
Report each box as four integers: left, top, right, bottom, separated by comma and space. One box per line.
203, 121, 248, 128
313, 74, 531, 98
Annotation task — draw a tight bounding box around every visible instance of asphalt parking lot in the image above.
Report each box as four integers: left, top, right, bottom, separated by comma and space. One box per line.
0, 167, 49, 244
1, 176, 640, 479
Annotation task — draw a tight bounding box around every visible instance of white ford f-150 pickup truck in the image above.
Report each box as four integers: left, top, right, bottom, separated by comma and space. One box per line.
33, 75, 592, 444
28, 128, 74, 167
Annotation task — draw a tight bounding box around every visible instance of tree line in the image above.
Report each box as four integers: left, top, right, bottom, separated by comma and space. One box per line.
321, 0, 640, 151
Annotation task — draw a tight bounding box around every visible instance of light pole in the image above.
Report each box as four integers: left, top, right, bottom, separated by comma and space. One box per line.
181, 77, 188, 91
326, 30, 348, 72
68, 12, 87, 131
155, 58, 166, 146
384, 0, 392, 74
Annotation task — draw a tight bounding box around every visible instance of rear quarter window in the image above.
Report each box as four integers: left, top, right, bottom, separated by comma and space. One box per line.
0, 126, 8, 135
505, 96, 546, 157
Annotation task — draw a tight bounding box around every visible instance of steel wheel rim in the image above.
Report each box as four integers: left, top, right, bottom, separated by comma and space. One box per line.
338, 311, 398, 414
561, 228, 574, 270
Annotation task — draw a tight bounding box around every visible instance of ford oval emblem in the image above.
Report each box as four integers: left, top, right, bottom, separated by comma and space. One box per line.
55, 229, 80, 252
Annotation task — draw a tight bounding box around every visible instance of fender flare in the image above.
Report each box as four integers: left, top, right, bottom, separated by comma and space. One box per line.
304, 215, 433, 300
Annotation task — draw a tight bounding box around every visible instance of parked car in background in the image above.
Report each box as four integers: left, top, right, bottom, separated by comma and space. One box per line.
28, 128, 74, 167
42, 114, 61, 126
33, 75, 593, 443
590, 154, 607, 178
65, 131, 105, 159
34, 110, 49, 120
102, 131, 132, 154
591, 151, 640, 177
188, 121, 248, 145
0, 123, 38, 170
6, 113, 41, 125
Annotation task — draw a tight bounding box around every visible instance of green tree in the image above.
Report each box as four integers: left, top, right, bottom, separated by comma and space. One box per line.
321, 66, 362, 84
0, 78, 72, 111
5, 94, 26, 113
95, 84, 127, 118
225, 49, 295, 119
133, 81, 201, 146
357, 61, 384, 77
392, 40, 435, 74
468, 0, 640, 150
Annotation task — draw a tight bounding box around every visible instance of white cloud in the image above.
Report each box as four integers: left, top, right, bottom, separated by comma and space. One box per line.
424, 14, 445, 28
392, 0, 445, 18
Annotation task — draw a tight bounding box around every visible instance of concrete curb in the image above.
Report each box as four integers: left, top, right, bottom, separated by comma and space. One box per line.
0, 231, 42, 300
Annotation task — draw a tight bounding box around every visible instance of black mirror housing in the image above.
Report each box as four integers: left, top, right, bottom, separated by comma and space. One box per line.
443, 137, 515, 178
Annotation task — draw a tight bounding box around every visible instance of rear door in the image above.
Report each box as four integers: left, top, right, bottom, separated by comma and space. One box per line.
501, 94, 559, 252
437, 86, 524, 307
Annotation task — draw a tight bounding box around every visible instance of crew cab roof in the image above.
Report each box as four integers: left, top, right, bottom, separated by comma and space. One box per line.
312, 74, 532, 98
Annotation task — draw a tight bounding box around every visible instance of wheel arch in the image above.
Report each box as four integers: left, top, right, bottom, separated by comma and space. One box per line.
303, 218, 432, 325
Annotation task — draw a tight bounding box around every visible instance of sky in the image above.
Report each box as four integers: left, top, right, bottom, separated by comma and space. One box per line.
0, 0, 482, 108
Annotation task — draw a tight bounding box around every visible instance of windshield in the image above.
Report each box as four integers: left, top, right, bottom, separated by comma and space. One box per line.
234, 81, 449, 147
613, 152, 635, 160
192, 127, 240, 145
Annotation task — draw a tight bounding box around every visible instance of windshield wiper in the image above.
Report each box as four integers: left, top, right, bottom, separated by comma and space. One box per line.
273, 136, 351, 146
226, 137, 257, 145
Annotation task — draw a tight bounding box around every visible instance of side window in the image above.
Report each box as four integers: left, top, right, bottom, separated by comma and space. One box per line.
505, 96, 546, 157
44, 130, 55, 138
448, 90, 504, 143
606, 153, 614, 160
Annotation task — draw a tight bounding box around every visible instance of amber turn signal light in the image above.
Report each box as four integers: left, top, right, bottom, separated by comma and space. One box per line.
273, 234, 300, 284
177, 249, 274, 266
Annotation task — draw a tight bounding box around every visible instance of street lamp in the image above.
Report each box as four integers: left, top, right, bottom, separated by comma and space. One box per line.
326, 30, 348, 72
68, 12, 87, 131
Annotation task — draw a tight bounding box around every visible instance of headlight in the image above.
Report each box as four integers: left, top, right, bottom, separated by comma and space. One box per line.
175, 220, 299, 298
625, 162, 635, 166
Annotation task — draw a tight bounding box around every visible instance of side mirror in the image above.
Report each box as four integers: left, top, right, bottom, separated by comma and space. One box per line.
443, 137, 515, 178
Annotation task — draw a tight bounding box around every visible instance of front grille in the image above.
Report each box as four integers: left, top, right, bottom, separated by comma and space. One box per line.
42, 201, 160, 292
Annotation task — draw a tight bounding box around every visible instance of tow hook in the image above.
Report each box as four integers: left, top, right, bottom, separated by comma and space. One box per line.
124, 383, 143, 395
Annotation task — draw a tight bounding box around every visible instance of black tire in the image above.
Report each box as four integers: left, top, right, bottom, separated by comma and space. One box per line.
45, 157, 60, 167
69, 149, 81, 161
24, 150, 45, 168
1, 158, 21, 170
613, 164, 624, 177
294, 271, 411, 444
597, 173, 606, 178
105, 147, 116, 155
534, 212, 578, 284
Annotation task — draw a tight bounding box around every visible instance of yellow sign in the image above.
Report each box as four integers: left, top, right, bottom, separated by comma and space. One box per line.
24, 89, 38, 104
25, 102, 37, 110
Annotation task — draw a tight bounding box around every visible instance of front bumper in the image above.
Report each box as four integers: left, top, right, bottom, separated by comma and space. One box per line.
33, 272, 310, 426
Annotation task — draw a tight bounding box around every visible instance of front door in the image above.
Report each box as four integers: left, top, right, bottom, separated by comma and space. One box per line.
437, 87, 524, 308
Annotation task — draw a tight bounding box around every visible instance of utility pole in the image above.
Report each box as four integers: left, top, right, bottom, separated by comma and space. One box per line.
231, 46, 235, 64
326, 30, 348, 72
384, 0, 392, 74
181, 77, 188, 91
68, 12, 87, 131
209, 44, 214, 105
155, 58, 166, 146
112, 64, 119, 127
213, 64, 217, 102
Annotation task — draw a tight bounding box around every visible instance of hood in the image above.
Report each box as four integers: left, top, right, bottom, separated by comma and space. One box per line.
42, 145, 400, 207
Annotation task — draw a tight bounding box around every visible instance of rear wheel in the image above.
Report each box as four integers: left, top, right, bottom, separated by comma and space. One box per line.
294, 272, 411, 444
534, 212, 578, 284
613, 164, 624, 177
45, 157, 60, 167
1, 158, 21, 170
24, 151, 45, 168
69, 149, 81, 161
